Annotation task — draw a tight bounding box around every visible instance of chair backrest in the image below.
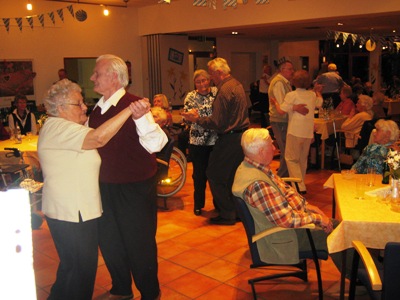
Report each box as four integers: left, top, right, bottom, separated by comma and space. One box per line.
156, 137, 175, 181
357, 119, 377, 151
234, 196, 265, 266
382, 242, 400, 300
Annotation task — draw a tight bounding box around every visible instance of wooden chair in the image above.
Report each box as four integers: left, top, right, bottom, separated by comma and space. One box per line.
349, 241, 400, 300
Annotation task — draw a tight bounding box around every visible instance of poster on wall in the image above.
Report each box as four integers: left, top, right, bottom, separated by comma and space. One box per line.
168, 48, 184, 65
0, 60, 36, 97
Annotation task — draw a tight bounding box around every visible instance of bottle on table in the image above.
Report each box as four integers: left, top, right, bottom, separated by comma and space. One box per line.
382, 161, 390, 184
15, 125, 22, 144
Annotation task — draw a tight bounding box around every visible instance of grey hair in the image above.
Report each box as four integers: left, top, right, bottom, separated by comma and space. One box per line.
193, 69, 210, 81
96, 54, 129, 88
207, 57, 231, 75
358, 94, 374, 116
241, 128, 271, 157
43, 79, 82, 116
375, 119, 399, 143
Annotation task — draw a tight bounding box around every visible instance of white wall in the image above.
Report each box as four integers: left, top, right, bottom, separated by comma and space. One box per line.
0, 2, 143, 105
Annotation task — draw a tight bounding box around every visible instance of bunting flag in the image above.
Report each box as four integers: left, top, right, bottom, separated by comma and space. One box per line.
3, 18, 10, 32
48, 12, 56, 25
15, 17, 23, 32
256, 0, 269, 4
38, 14, 45, 27
359, 35, 366, 45
57, 9, 64, 22
193, 0, 207, 6
208, 0, 217, 9
67, 5, 75, 18
334, 31, 340, 42
395, 42, 400, 52
351, 34, 357, 45
26, 17, 34, 29
223, 0, 238, 8
342, 32, 349, 45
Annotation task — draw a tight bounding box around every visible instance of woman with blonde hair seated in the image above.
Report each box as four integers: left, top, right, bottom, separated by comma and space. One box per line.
351, 119, 399, 174
153, 94, 173, 127
341, 94, 374, 148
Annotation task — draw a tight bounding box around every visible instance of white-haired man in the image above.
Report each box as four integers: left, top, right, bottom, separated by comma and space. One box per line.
89, 54, 167, 300
232, 128, 333, 232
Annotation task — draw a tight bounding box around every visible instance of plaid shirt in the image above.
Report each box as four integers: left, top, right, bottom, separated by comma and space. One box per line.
243, 157, 323, 228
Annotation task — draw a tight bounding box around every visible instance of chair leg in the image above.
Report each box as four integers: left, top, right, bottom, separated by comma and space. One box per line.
249, 260, 308, 299
306, 229, 324, 300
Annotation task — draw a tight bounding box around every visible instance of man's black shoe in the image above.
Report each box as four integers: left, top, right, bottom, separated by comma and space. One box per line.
209, 216, 236, 225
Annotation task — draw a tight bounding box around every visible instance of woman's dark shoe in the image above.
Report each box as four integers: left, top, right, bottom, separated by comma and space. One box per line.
194, 209, 202, 216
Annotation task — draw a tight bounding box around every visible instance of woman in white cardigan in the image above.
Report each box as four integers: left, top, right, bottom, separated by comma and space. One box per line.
341, 94, 374, 148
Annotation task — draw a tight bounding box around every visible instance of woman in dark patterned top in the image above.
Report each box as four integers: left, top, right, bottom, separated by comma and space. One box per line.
183, 69, 218, 215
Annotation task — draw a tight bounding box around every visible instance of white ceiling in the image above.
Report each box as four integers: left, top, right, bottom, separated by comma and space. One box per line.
46, 0, 400, 41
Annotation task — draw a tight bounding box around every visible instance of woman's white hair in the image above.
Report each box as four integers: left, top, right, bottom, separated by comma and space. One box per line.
43, 79, 81, 116
241, 128, 271, 157
358, 94, 374, 116
96, 54, 129, 88
375, 119, 399, 143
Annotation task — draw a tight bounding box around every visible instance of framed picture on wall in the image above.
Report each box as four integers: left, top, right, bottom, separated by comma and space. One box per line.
0, 60, 36, 97
168, 48, 184, 65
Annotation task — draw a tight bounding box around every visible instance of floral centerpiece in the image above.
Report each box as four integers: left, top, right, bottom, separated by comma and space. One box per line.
385, 148, 400, 212
386, 148, 400, 179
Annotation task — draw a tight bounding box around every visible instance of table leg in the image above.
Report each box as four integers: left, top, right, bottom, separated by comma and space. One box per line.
321, 139, 325, 170
340, 250, 347, 300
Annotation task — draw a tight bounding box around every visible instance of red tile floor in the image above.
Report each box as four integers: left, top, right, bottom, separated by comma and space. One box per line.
32, 158, 371, 299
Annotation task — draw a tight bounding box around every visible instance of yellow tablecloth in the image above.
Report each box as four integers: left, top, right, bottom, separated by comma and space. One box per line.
0, 135, 39, 167
383, 100, 400, 115
327, 173, 400, 253
314, 116, 347, 140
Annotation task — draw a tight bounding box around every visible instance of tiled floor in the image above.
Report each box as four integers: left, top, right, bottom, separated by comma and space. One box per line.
32, 156, 370, 300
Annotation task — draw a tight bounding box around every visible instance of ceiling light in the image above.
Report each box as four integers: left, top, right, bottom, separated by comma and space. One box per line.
27, 2, 33, 10
337, 22, 343, 26
103, 7, 109, 16
232, 31, 238, 35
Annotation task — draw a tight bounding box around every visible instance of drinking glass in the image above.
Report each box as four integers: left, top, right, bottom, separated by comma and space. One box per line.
367, 167, 376, 187
355, 177, 366, 199
26, 132, 32, 141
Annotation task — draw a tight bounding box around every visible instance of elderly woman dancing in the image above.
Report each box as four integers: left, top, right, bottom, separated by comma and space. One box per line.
38, 79, 142, 300
351, 119, 399, 174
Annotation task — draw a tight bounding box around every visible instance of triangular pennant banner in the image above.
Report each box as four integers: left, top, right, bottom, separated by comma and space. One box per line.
15, 17, 23, 32
256, 0, 270, 4
395, 42, 400, 52
57, 8, 64, 22
351, 34, 357, 45
208, 0, 217, 9
67, 5, 75, 18
38, 14, 45, 27
48, 12, 56, 25
342, 32, 349, 45
224, 0, 237, 8
193, 0, 207, 6
26, 17, 34, 29
2, 18, 10, 32
334, 31, 340, 42
359, 36, 366, 45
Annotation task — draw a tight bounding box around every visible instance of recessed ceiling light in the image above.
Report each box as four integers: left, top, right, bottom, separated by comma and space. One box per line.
337, 23, 343, 26
393, 29, 397, 33
232, 31, 238, 35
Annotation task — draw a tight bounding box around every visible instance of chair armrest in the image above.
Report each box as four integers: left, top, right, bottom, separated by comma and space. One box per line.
156, 158, 168, 166
282, 177, 301, 183
352, 240, 382, 291
252, 223, 315, 243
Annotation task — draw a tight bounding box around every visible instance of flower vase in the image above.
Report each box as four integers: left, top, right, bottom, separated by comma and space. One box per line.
390, 178, 400, 212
